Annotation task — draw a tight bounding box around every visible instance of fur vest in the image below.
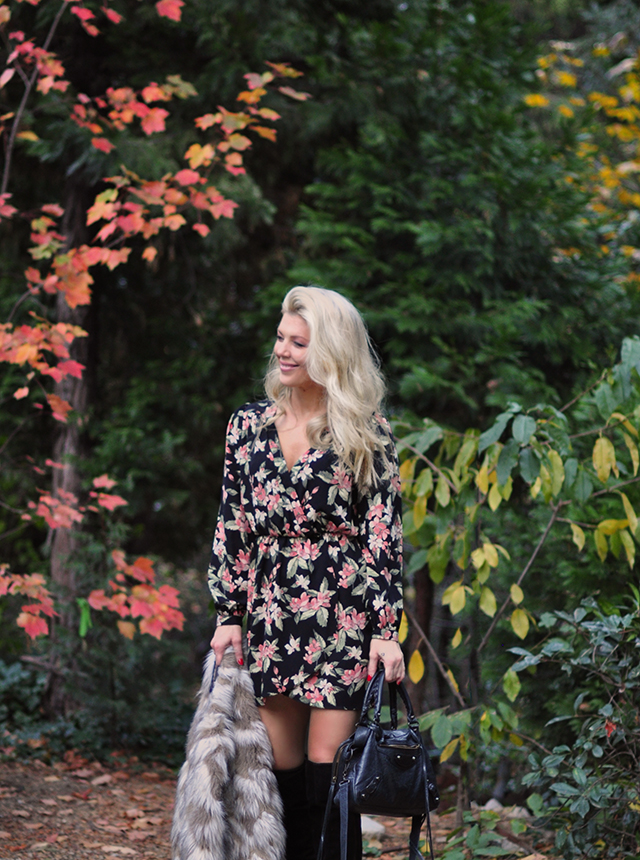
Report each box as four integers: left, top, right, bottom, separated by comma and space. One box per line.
171, 649, 286, 860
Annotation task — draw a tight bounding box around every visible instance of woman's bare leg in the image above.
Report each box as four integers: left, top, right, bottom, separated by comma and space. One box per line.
258, 694, 310, 769
307, 708, 358, 762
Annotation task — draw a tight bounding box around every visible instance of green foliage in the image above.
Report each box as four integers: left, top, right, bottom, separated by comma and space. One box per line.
515, 597, 640, 858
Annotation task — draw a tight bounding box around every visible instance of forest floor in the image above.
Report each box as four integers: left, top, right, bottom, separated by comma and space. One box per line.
0, 754, 550, 860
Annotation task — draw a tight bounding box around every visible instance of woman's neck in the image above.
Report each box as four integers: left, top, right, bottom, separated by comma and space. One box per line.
287, 384, 325, 422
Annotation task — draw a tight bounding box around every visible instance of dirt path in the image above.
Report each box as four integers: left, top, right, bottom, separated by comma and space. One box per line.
0, 754, 545, 860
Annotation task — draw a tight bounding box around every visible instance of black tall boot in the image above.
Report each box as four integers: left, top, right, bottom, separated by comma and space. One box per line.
306, 760, 362, 860
274, 762, 316, 860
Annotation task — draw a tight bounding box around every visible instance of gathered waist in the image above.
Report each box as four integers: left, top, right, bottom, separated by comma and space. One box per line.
257, 530, 357, 545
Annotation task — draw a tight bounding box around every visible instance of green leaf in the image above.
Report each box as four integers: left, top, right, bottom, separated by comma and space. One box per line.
573, 470, 593, 503
435, 473, 451, 507
497, 439, 519, 486
519, 447, 540, 483
478, 412, 512, 453
415, 467, 433, 497
432, 713, 453, 748
503, 669, 521, 702
512, 414, 536, 444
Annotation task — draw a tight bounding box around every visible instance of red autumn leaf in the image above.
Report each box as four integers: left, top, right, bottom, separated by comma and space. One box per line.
129, 596, 155, 618
57, 359, 85, 379
192, 223, 209, 237
96, 492, 128, 511
102, 5, 123, 24
17, 611, 49, 639
265, 61, 304, 78
71, 6, 95, 22
129, 557, 155, 582
139, 616, 167, 639
140, 106, 168, 135
155, 0, 184, 21
93, 473, 116, 489
174, 168, 201, 186
209, 198, 238, 219
46, 393, 72, 422
41, 203, 65, 217
195, 113, 218, 130
141, 82, 170, 103
92, 137, 115, 153
14, 386, 29, 399
278, 85, 311, 101
142, 246, 158, 262
605, 718, 616, 738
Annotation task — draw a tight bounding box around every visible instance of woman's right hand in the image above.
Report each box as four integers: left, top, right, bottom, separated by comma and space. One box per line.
210, 623, 244, 667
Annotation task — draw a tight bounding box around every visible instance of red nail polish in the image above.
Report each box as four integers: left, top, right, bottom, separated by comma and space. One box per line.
238, 658, 244, 666
367, 674, 372, 682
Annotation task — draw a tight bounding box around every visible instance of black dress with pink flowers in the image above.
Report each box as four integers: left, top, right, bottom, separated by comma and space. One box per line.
207, 401, 403, 709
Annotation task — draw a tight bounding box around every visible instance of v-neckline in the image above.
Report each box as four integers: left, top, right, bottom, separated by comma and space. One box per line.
274, 427, 313, 475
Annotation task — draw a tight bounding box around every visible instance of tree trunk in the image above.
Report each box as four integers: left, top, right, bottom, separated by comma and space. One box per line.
43, 178, 93, 716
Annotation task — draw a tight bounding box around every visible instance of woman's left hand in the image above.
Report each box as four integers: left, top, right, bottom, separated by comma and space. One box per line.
367, 638, 405, 683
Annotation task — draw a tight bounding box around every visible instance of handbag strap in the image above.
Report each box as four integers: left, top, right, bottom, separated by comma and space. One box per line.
359, 666, 420, 731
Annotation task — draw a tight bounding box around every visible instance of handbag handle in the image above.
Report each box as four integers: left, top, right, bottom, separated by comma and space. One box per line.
358, 666, 420, 731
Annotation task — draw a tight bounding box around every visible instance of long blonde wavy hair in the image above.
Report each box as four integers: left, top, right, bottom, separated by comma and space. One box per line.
264, 286, 390, 491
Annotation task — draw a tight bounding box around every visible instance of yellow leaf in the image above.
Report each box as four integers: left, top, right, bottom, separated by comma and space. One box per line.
413, 494, 427, 530
442, 581, 461, 605
439, 737, 459, 763
435, 474, 451, 508
471, 547, 486, 570
530, 476, 541, 499
624, 433, 639, 476
571, 523, 585, 551
511, 608, 530, 639
593, 436, 617, 483
510, 583, 524, 605
475, 462, 489, 494
594, 527, 608, 562
495, 544, 511, 560
398, 612, 409, 644
509, 733, 524, 747
449, 585, 467, 615
488, 482, 502, 511
479, 587, 497, 617
483, 541, 499, 568
117, 620, 136, 640
451, 628, 462, 649
540, 463, 553, 503
476, 560, 490, 584
446, 668, 460, 694
611, 412, 638, 437
621, 492, 638, 534
619, 529, 635, 569
548, 450, 565, 497
598, 518, 626, 535
399, 457, 416, 493
407, 649, 425, 684
499, 474, 513, 501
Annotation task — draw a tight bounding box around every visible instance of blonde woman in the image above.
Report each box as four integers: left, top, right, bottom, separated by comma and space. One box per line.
209, 286, 404, 860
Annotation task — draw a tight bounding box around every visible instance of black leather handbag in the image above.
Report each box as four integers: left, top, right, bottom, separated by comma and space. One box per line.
318, 668, 439, 860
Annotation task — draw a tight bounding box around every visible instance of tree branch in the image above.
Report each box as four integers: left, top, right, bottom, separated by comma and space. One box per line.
403, 605, 467, 709
477, 502, 563, 654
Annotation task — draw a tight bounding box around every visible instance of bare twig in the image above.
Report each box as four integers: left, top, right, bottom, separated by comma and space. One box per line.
477, 503, 563, 654
403, 606, 467, 709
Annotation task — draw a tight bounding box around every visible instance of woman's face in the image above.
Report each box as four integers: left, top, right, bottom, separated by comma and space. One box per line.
274, 312, 315, 391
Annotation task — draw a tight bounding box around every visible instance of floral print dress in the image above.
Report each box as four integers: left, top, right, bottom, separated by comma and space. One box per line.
207, 401, 403, 709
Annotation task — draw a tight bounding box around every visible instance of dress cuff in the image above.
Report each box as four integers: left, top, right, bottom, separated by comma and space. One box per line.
216, 609, 245, 627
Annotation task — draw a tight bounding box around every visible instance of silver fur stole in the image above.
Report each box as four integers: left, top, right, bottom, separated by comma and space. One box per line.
171, 649, 286, 860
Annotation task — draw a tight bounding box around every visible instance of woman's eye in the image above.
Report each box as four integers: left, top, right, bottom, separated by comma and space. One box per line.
294, 341, 307, 348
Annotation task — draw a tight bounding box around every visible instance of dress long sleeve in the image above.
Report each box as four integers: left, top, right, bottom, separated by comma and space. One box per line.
354, 422, 404, 641
207, 410, 255, 626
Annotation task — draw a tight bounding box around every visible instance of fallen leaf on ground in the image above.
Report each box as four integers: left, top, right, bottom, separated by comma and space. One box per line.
124, 807, 144, 818
43, 776, 60, 782
101, 847, 137, 855
12, 809, 30, 817
24, 823, 44, 830
92, 774, 113, 786
41, 798, 57, 806
0, 831, 11, 838
72, 768, 95, 778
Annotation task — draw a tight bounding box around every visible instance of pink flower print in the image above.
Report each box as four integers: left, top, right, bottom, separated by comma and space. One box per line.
367, 503, 385, 520
338, 561, 357, 587
337, 609, 367, 632
293, 540, 320, 561
304, 681, 324, 704
253, 485, 267, 505
310, 590, 332, 611
290, 593, 312, 614
267, 492, 281, 512
235, 443, 250, 466
372, 520, 390, 540
256, 640, 277, 670
378, 605, 397, 629
331, 468, 352, 491
342, 664, 367, 686
232, 550, 251, 576
304, 638, 323, 664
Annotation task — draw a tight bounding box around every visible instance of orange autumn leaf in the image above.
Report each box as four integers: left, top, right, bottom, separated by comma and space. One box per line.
92, 137, 115, 153
141, 106, 169, 135
93, 473, 117, 489
17, 611, 49, 639
46, 393, 72, 422
95, 492, 128, 511
117, 620, 136, 639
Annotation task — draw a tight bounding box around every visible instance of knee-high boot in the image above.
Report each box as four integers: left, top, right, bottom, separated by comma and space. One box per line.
306, 760, 362, 860
274, 763, 316, 860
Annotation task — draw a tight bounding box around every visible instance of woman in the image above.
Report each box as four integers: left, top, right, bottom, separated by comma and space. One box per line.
208, 286, 404, 860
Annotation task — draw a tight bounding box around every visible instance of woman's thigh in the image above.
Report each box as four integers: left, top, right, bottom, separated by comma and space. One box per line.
308, 709, 358, 763
259, 694, 311, 769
